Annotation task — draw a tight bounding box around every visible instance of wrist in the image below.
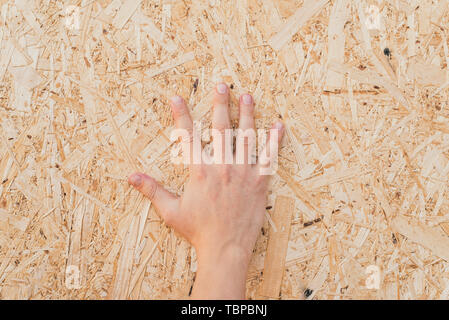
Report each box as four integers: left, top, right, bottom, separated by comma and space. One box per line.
196, 243, 251, 271
191, 243, 251, 299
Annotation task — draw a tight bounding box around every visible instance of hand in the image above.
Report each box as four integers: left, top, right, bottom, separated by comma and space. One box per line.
128, 83, 284, 299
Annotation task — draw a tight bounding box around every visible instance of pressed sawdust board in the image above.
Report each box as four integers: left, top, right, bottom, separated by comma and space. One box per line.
0, 0, 449, 299
259, 196, 295, 299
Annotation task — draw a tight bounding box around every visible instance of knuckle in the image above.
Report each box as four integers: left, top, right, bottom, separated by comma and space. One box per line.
173, 105, 189, 118
258, 155, 271, 168
220, 166, 231, 183
240, 105, 254, 116
214, 94, 229, 104
214, 126, 227, 135
193, 166, 207, 180
181, 128, 194, 144
254, 172, 268, 185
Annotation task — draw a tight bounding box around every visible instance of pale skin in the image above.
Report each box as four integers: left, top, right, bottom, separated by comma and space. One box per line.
128, 83, 284, 299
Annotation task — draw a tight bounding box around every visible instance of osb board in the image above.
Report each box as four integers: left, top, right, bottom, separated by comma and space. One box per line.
259, 196, 295, 299
0, 0, 449, 300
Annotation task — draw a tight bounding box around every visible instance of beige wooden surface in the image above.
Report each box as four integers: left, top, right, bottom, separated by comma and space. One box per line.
1, 0, 449, 299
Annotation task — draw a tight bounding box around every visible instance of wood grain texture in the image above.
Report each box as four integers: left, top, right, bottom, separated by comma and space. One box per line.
1, 0, 449, 300
259, 196, 295, 299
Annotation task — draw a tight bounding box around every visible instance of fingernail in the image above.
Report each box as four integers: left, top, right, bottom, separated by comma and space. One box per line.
275, 122, 284, 130
242, 94, 252, 105
129, 174, 142, 187
217, 83, 227, 94
171, 96, 183, 105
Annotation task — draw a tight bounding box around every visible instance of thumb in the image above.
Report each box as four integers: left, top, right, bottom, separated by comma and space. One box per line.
128, 173, 179, 226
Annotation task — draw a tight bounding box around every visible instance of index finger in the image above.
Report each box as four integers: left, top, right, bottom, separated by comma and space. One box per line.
170, 96, 198, 166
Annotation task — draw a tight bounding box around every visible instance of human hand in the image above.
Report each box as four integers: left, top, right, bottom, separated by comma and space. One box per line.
128, 83, 284, 299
